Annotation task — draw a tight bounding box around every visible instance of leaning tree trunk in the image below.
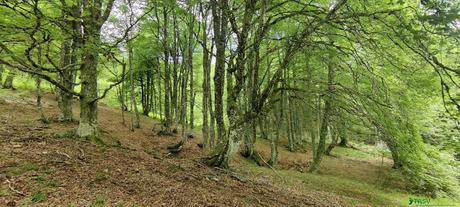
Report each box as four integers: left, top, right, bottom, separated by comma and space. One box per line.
309, 61, 334, 173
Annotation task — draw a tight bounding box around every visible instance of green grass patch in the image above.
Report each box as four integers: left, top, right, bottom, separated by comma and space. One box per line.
90, 195, 106, 207
94, 173, 108, 183
0, 186, 11, 197
3, 162, 39, 176
239, 160, 460, 206
31, 191, 46, 203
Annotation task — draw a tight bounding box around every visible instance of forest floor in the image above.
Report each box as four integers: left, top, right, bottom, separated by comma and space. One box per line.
0, 89, 458, 207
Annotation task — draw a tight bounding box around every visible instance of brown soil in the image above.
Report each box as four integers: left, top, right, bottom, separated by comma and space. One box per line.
0, 90, 350, 207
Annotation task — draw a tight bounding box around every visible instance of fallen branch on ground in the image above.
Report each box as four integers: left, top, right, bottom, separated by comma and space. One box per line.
6, 179, 25, 196
56, 150, 71, 159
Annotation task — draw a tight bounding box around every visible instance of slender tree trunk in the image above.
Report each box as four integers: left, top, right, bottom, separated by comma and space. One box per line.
129, 43, 140, 129
211, 0, 226, 142
309, 61, 334, 173
201, 3, 210, 148
188, 10, 195, 130
36, 46, 47, 122
172, 9, 179, 124
268, 104, 281, 166
157, 58, 163, 120
180, 43, 190, 146
162, 6, 172, 133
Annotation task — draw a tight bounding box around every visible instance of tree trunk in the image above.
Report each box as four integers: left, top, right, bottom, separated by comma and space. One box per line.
0, 64, 3, 88
57, 38, 74, 122
188, 10, 195, 130
309, 61, 334, 173
201, 3, 211, 148
172, 9, 179, 124
77, 49, 99, 138
162, 6, 172, 133
211, 0, 226, 143
325, 126, 339, 155
268, 107, 281, 166
129, 44, 140, 130
3, 73, 14, 89
76, 0, 115, 138
36, 46, 47, 122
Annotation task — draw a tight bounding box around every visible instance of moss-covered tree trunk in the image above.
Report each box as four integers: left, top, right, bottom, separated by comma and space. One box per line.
57, 38, 75, 122
77, 45, 99, 137
211, 0, 226, 143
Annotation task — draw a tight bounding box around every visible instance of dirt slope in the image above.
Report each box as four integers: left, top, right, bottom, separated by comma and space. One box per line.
0, 91, 349, 207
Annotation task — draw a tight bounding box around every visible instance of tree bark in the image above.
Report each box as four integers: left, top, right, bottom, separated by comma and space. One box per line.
162, 6, 172, 133
325, 126, 339, 155
172, 8, 179, 124
3, 73, 14, 89
0, 64, 3, 88
36, 46, 47, 122
201, 3, 211, 148
188, 8, 195, 130
309, 61, 334, 173
211, 0, 226, 143
57, 38, 74, 122
77, 47, 99, 138
129, 43, 140, 130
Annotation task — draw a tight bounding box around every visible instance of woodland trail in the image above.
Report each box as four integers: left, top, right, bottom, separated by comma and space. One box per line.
0, 91, 349, 206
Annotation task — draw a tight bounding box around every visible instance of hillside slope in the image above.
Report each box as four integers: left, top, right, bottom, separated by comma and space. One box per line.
0, 90, 458, 206
0, 90, 348, 206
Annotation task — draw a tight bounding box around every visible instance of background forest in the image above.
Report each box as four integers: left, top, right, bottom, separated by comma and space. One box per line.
1, 0, 460, 205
